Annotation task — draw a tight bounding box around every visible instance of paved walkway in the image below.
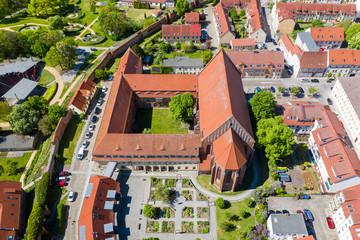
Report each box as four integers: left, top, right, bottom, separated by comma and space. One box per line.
19, 150, 37, 186
0, 23, 48, 32
44, 66, 64, 105
75, 17, 98, 41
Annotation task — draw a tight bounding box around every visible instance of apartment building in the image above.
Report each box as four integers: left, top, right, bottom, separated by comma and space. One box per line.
213, 2, 236, 44
162, 24, 201, 42
331, 77, 360, 157
230, 38, 256, 50
295, 32, 319, 51
245, 0, 267, 43
185, 12, 200, 24
220, 0, 251, 9
119, 0, 174, 7
307, 27, 344, 49
226, 50, 284, 78
162, 56, 204, 74
327, 49, 360, 78
68, 78, 97, 115
329, 185, 360, 240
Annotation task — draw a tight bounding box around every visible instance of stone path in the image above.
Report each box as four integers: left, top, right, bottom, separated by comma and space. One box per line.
19, 150, 37, 186
43, 66, 65, 105
75, 17, 98, 41
0, 23, 48, 32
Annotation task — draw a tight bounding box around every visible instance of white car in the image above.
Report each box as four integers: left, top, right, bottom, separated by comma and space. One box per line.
89, 124, 95, 131
97, 99, 102, 106
82, 140, 88, 148
68, 191, 75, 202
102, 86, 106, 92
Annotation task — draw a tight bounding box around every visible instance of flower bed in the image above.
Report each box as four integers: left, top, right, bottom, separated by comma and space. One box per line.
162, 207, 175, 218
197, 207, 209, 218
182, 190, 193, 201
146, 220, 159, 233
197, 221, 210, 233
182, 207, 194, 218
181, 221, 194, 233
161, 221, 175, 233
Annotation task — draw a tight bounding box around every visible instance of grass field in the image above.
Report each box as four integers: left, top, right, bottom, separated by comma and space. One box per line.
162, 50, 205, 60
216, 201, 255, 240
77, 0, 100, 25
134, 108, 188, 134
0, 152, 33, 181
39, 69, 55, 87
0, 16, 48, 28
58, 117, 85, 165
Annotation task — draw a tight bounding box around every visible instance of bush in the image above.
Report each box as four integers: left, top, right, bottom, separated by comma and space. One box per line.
56, 202, 66, 233
44, 83, 58, 102
220, 221, 235, 232
244, 197, 254, 208
215, 197, 225, 209
25, 202, 44, 240
303, 186, 309, 191
36, 172, 50, 206
276, 187, 284, 195
143, 204, 158, 219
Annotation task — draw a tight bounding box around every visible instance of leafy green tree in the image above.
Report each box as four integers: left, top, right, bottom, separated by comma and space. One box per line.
239, 210, 248, 219
337, 72, 341, 77
36, 172, 50, 206
28, 0, 70, 16
278, 86, 285, 93
308, 87, 318, 95
45, 41, 77, 70
159, 42, 171, 53
154, 184, 174, 202
291, 86, 300, 95
7, 162, 20, 175
244, 198, 254, 207
220, 221, 235, 232
0, 0, 12, 19
38, 104, 66, 135
229, 9, 239, 21
215, 197, 225, 209
48, 15, 67, 30
175, 42, 181, 50
327, 72, 332, 78
346, 23, 360, 41
25, 202, 44, 240
169, 93, 194, 123
143, 204, 157, 218
336, 19, 353, 31
143, 17, 156, 28
0, 101, 12, 121
24, 96, 48, 115
349, 32, 360, 49
181, 41, 194, 52
311, 19, 324, 27
131, 44, 145, 58
90, 0, 96, 13
175, 0, 190, 17
256, 116, 295, 161
8, 105, 40, 135
202, 49, 213, 64
95, 69, 110, 79
249, 91, 276, 122
239, 9, 246, 17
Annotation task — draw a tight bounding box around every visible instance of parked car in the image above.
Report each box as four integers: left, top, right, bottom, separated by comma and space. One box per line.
85, 131, 91, 139
82, 140, 88, 148
327, 98, 333, 105
327, 217, 335, 229
102, 86, 106, 92
301, 78, 309, 83
108, 74, 112, 81
201, 30, 207, 34
275, 210, 282, 214
77, 147, 84, 160
100, 92, 104, 98
276, 48, 281, 51
327, 79, 332, 83
68, 191, 75, 202
97, 99, 102, 106
287, 69, 293, 75
269, 86, 276, 93
56, 181, 66, 187
201, 25, 206, 29
255, 87, 261, 92
297, 210, 305, 220
300, 87, 304, 93
56, 176, 66, 182
59, 171, 69, 176
311, 79, 319, 83
269, 210, 275, 215
282, 210, 289, 215
297, 194, 311, 199
284, 87, 289, 94
304, 209, 314, 221
91, 116, 97, 123
89, 124, 95, 131
94, 107, 100, 114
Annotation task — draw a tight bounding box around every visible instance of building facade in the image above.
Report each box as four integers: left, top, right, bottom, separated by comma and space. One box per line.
162, 56, 204, 74
327, 50, 360, 78
230, 38, 256, 50
185, 12, 200, 24
162, 24, 201, 42
307, 27, 344, 49
245, 0, 267, 43
213, 2, 236, 44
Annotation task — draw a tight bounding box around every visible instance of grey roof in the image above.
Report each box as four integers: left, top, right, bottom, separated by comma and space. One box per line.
85, 183, 94, 198
337, 77, 360, 117
104, 201, 114, 211
0, 132, 35, 151
103, 161, 117, 177
269, 214, 308, 235
3, 78, 38, 102
279, 173, 291, 182
162, 56, 204, 68
106, 190, 117, 199
297, 32, 319, 51
79, 225, 86, 240
0, 57, 40, 76
104, 222, 114, 234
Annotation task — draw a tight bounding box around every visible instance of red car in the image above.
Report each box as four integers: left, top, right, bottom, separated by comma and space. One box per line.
297, 210, 305, 220
56, 181, 66, 187
59, 171, 69, 176
327, 217, 335, 229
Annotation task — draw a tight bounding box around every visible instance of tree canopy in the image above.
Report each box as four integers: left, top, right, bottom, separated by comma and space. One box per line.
23, 95, 48, 115
38, 104, 66, 135
0, 101, 12, 121
169, 93, 194, 123
175, 0, 190, 17
202, 49, 213, 64
311, 19, 324, 27
349, 32, 360, 50
48, 15, 67, 30
45, 40, 77, 70
8, 105, 40, 135
143, 204, 158, 218
28, 0, 70, 16
249, 91, 276, 122
256, 116, 295, 161
25, 202, 44, 240
336, 19, 353, 31
346, 23, 360, 42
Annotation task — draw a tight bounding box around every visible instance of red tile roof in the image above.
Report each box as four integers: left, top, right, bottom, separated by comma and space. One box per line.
162, 24, 201, 37
339, 185, 360, 239
117, 48, 143, 75
221, 0, 251, 8
214, 2, 235, 37
299, 51, 327, 69
246, 0, 265, 33
78, 175, 119, 240
230, 38, 256, 47
309, 27, 344, 42
280, 34, 301, 56
68, 78, 96, 111
185, 12, 200, 23
226, 50, 284, 70
279, 101, 324, 127
328, 49, 360, 66
298, 236, 315, 240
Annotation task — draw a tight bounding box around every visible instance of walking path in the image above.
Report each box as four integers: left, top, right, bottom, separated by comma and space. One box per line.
0, 23, 48, 32
1, 8, 28, 21
44, 66, 65, 105
75, 17, 98, 41
19, 150, 37, 186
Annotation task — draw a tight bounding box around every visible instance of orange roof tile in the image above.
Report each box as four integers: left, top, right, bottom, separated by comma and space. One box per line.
280, 34, 301, 56
221, 0, 251, 8
339, 185, 360, 236
246, 0, 265, 33
117, 48, 143, 75
309, 27, 344, 42
279, 101, 324, 127
68, 78, 96, 111
78, 176, 120, 240
0, 181, 23, 231
162, 24, 201, 37
185, 12, 200, 23
298, 236, 315, 240
328, 49, 360, 66
299, 51, 327, 69
230, 38, 256, 47
213, 2, 235, 37
226, 50, 284, 70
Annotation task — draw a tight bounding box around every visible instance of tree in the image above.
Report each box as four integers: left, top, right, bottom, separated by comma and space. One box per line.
8, 105, 40, 135
143, 17, 156, 28
336, 19, 353, 31
256, 116, 295, 161
175, 0, 190, 17
291, 86, 300, 95
181, 41, 194, 52
244, 198, 254, 208
25, 202, 44, 240
143, 204, 157, 218
159, 42, 171, 53
154, 184, 174, 202
311, 19, 324, 27
349, 32, 360, 50
28, 0, 70, 16
45, 41, 77, 70
308, 87, 318, 95
239, 9, 246, 17
23, 95, 48, 115
278, 86, 285, 93
327, 72, 332, 78
346, 23, 360, 42
249, 91, 276, 122
0, 101, 12, 121
48, 15, 67, 30
39, 104, 66, 135
175, 42, 181, 50
220, 221, 235, 232
202, 49, 213, 64
229, 9, 239, 21
248, 223, 268, 239
131, 44, 145, 58
215, 197, 225, 209
7, 162, 20, 175
36, 172, 50, 206
169, 93, 194, 123
239, 210, 248, 219
90, 0, 96, 13
95, 69, 110, 80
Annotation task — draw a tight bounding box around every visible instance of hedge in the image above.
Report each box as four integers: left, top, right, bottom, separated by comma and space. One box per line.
84, 32, 107, 45
36, 172, 50, 206
44, 82, 58, 102
25, 202, 44, 240
133, 1, 150, 9
150, 65, 172, 74
56, 202, 66, 233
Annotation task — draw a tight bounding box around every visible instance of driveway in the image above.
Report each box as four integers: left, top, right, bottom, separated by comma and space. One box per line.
203, 7, 219, 54
268, 195, 338, 240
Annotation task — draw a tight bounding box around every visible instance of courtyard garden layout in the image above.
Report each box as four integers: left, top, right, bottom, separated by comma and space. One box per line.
144, 177, 212, 235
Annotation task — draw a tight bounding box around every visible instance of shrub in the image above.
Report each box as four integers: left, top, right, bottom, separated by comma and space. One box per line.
44, 83, 58, 102
36, 172, 50, 206
25, 202, 44, 240
276, 187, 284, 195
143, 204, 158, 219
215, 197, 225, 209
303, 186, 309, 191
56, 202, 66, 233
239, 210, 247, 218
220, 221, 235, 232
244, 198, 255, 208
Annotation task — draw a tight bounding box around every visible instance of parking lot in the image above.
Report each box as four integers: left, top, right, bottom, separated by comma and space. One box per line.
268, 196, 338, 240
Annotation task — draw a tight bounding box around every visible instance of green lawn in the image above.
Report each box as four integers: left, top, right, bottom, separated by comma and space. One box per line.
134, 108, 188, 134
39, 69, 55, 87
126, 8, 155, 21
58, 117, 85, 165
77, 0, 100, 26
0, 152, 33, 181
0, 16, 48, 28
162, 50, 205, 59
216, 201, 255, 240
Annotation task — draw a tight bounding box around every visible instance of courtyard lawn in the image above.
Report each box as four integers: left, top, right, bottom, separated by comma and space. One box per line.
57, 116, 85, 165
126, 8, 157, 21
39, 69, 55, 87
134, 108, 188, 134
77, 0, 99, 26
216, 201, 255, 240
0, 16, 48, 28
162, 50, 205, 59
0, 152, 33, 181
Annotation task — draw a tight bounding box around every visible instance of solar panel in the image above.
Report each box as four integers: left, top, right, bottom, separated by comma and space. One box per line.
85, 183, 94, 198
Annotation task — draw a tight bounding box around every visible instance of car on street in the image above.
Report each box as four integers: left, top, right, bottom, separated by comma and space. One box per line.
297, 194, 311, 199
100, 92, 104, 98
300, 87, 304, 93
327, 98, 333, 105
311, 79, 319, 83
297, 210, 305, 220
327, 217, 335, 229
301, 78, 309, 83
275, 210, 282, 214
276, 48, 281, 51
269, 210, 275, 215
85, 131, 91, 139
327, 79, 332, 83
56, 176, 66, 182
269, 86, 276, 93
102, 86, 106, 92
255, 87, 261, 92
82, 140, 88, 148
201, 25, 206, 29
201, 30, 207, 34
56, 181, 66, 187
89, 124, 95, 131
77, 147, 84, 159
284, 87, 289, 94
97, 99, 102, 106
108, 74, 112, 81
68, 191, 75, 202
304, 209, 314, 221
94, 107, 100, 114
91, 116, 97, 123
282, 210, 289, 215
59, 171, 69, 176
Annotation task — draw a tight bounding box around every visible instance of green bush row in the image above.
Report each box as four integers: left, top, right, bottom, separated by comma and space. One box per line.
44, 82, 58, 102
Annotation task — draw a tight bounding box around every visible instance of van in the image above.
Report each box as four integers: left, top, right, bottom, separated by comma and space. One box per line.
77, 147, 84, 160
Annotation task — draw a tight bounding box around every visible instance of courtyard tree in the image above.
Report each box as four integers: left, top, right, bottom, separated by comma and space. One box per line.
143, 204, 158, 218
8, 105, 40, 135
239, 9, 246, 17
256, 116, 295, 161
38, 104, 66, 135
24, 95, 49, 115
349, 32, 360, 49
291, 86, 301, 95
95, 69, 110, 80
249, 91, 276, 122
175, 0, 190, 17
45, 41, 77, 71
346, 23, 360, 41
220, 221, 235, 232
308, 87, 318, 95
169, 92, 194, 123
229, 9, 239, 21
154, 184, 175, 202
202, 49, 213, 64
239, 210, 248, 219
159, 42, 171, 53
215, 197, 225, 209
48, 15, 67, 30
311, 19, 324, 27
0, 101, 12, 120
336, 19, 353, 31
131, 44, 145, 58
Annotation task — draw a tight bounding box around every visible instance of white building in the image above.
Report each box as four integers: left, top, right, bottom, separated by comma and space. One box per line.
267, 214, 308, 239
306, 27, 344, 49
162, 56, 204, 74
329, 185, 360, 240
331, 77, 360, 157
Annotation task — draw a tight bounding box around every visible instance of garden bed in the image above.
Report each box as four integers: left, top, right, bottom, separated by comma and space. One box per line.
181, 221, 194, 233
151, 177, 162, 187
197, 191, 208, 201
146, 220, 159, 233
162, 207, 175, 218
161, 221, 175, 233
182, 207, 194, 218
197, 221, 210, 234
182, 178, 192, 188
182, 190, 193, 201
197, 207, 209, 218
165, 178, 175, 188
